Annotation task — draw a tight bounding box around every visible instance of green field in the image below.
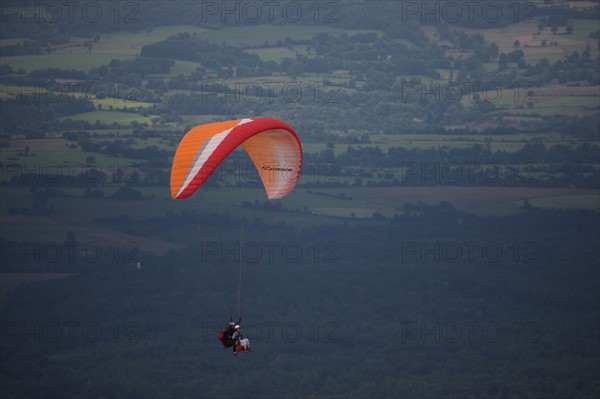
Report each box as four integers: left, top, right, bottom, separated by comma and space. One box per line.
167, 60, 205, 76
0, 144, 143, 169
58, 110, 154, 124
245, 44, 317, 62
463, 18, 600, 62
0, 52, 132, 73
244, 47, 299, 62
92, 97, 154, 110
0, 38, 27, 47
198, 25, 383, 47
0, 25, 209, 72
87, 26, 210, 55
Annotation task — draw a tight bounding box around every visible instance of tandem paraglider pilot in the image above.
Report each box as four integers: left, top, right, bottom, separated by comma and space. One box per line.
219, 322, 252, 355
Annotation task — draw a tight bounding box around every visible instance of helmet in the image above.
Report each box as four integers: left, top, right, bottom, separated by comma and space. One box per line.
235, 325, 240, 330
229, 321, 235, 326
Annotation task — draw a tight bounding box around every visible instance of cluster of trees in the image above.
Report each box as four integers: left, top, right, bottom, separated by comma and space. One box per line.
302, 142, 598, 188
327, 141, 600, 167
142, 35, 271, 78
89, 58, 175, 82
0, 39, 44, 56
79, 139, 169, 162
0, 96, 95, 135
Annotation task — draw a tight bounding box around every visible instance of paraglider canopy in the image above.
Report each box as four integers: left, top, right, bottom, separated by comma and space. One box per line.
170, 117, 302, 200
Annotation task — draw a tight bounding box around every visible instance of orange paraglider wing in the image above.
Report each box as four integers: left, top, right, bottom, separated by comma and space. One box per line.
170, 118, 302, 199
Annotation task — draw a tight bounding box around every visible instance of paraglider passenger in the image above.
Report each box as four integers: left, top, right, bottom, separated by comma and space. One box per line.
232, 325, 251, 355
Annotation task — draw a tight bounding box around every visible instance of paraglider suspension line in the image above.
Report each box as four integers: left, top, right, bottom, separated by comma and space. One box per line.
198, 225, 232, 320
237, 183, 246, 319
